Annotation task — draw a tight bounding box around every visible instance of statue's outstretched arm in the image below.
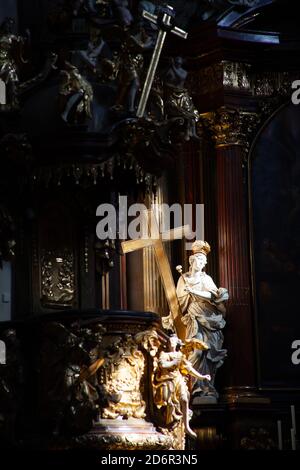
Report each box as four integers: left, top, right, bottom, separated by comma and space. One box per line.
183, 360, 211, 381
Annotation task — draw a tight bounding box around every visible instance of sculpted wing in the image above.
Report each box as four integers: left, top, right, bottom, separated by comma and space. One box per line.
182, 338, 209, 358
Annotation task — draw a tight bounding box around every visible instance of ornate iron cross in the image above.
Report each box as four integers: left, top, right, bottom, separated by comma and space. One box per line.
136, 4, 188, 118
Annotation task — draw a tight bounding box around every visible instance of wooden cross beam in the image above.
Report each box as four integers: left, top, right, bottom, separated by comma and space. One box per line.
122, 210, 190, 340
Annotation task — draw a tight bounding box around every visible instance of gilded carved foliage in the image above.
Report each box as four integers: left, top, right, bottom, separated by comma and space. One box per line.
199, 107, 259, 151
194, 61, 300, 156
135, 329, 160, 358
4, 322, 188, 449
98, 334, 147, 420
74, 328, 184, 450
74, 429, 172, 451
79, 329, 160, 422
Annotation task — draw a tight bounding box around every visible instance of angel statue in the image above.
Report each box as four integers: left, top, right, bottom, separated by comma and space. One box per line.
153, 334, 210, 438
58, 62, 93, 125
163, 57, 200, 141
176, 240, 229, 403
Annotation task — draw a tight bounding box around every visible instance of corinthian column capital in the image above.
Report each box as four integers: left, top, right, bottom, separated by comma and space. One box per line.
199, 107, 259, 150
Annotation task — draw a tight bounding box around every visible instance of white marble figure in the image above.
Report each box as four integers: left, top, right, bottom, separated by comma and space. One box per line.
176, 240, 229, 403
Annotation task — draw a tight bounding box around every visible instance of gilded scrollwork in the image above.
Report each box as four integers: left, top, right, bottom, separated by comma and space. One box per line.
192, 61, 299, 156
135, 328, 160, 357
196, 66, 299, 164
96, 334, 147, 420
158, 424, 186, 452
74, 428, 172, 450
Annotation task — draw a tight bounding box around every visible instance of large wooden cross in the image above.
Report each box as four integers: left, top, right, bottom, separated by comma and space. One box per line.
121, 210, 190, 340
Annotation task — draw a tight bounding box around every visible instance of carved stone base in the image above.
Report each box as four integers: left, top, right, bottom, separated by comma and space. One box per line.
73, 418, 172, 450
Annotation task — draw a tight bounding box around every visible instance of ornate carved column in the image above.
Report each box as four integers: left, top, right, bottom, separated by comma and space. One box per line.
199, 108, 263, 401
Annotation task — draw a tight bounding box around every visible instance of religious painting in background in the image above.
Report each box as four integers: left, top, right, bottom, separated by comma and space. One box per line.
250, 103, 300, 389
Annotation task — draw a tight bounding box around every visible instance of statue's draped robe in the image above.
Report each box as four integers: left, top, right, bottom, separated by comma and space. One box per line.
176, 272, 227, 398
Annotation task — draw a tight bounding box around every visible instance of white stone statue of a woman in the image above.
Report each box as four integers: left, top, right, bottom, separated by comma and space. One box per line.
176, 240, 229, 403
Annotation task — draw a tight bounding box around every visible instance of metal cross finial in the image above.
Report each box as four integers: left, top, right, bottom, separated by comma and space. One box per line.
136, 4, 188, 118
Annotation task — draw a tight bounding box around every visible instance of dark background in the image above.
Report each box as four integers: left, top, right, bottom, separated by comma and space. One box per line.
251, 102, 300, 389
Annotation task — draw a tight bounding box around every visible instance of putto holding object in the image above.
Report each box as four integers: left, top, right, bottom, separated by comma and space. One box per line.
154, 333, 210, 438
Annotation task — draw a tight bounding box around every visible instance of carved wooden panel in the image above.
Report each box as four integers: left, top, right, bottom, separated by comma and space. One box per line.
32, 200, 78, 312
40, 248, 75, 308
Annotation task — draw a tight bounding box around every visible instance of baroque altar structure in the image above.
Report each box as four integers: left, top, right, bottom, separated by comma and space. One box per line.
1, 0, 300, 451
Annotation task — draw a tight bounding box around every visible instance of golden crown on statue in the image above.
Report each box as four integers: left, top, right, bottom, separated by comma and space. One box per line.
191, 240, 211, 256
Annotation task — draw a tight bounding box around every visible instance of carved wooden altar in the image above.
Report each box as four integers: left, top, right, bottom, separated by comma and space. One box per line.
1, 0, 300, 451
0, 310, 187, 450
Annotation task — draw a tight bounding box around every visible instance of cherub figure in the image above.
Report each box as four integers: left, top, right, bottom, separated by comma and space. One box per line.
154, 334, 210, 438
112, 29, 152, 114
164, 57, 200, 141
